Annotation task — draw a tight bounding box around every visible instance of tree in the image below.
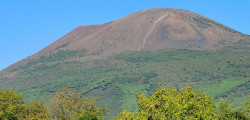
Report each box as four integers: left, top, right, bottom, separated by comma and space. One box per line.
47, 88, 107, 120
19, 101, 50, 120
115, 86, 216, 119
0, 90, 24, 120
114, 110, 134, 120
217, 99, 249, 119
79, 114, 98, 120
0, 90, 50, 120
244, 100, 250, 117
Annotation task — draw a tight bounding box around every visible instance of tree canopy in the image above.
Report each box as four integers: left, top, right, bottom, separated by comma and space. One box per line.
0, 90, 49, 120
0, 86, 249, 119
0, 89, 107, 120
115, 86, 249, 120
47, 88, 107, 120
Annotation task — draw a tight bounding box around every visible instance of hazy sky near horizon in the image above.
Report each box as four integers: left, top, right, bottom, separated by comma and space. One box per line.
0, 0, 250, 70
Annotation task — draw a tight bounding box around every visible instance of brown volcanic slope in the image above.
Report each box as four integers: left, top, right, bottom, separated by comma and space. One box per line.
3, 8, 249, 72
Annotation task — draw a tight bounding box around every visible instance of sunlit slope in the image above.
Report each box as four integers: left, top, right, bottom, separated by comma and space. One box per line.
1, 48, 249, 117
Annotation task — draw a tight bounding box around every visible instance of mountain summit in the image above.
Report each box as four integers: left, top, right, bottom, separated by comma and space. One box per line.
36, 8, 248, 55
5, 8, 249, 71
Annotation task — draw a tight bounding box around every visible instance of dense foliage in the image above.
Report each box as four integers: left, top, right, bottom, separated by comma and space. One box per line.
217, 100, 249, 120
0, 89, 107, 120
115, 86, 249, 120
1, 87, 248, 120
47, 88, 107, 120
0, 90, 49, 120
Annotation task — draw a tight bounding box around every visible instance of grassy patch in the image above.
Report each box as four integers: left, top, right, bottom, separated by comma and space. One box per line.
117, 84, 150, 113
194, 78, 249, 97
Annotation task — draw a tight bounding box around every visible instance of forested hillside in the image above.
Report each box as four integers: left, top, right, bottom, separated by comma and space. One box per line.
1, 47, 249, 118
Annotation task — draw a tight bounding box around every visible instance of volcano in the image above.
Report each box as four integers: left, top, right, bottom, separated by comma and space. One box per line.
4, 8, 249, 71
1, 8, 249, 118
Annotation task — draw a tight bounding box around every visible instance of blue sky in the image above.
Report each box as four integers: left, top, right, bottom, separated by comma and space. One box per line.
0, 0, 250, 70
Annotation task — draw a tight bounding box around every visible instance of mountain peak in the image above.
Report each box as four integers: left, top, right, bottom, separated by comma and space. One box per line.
2, 8, 249, 72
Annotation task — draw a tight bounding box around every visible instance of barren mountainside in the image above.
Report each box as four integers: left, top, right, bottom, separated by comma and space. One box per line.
3, 8, 249, 72
42, 8, 247, 53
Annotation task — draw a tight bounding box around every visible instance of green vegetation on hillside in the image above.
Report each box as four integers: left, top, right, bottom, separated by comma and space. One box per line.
0, 48, 249, 118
